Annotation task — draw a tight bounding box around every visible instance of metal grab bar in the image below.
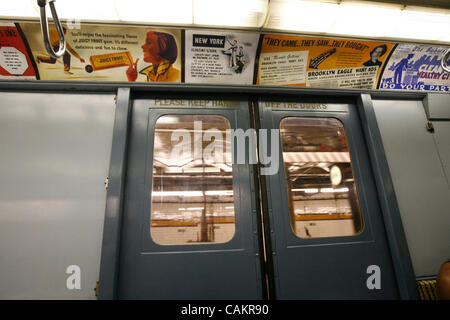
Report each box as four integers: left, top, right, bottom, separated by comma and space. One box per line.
37, 0, 66, 59
442, 48, 450, 73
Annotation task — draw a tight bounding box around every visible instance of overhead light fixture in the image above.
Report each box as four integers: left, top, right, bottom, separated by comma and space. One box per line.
152, 190, 234, 197
56, 0, 119, 21
0, 0, 39, 18
193, 0, 268, 27
152, 191, 203, 197
115, 0, 192, 24
391, 6, 450, 42
0, 0, 192, 23
205, 190, 234, 196
164, 167, 183, 173
320, 187, 349, 193
332, 1, 402, 38
264, 0, 450, 44
0, 0, 449, 44
265, 0, 339, 33
156, 116, 182, 124
291, 188, 319, 193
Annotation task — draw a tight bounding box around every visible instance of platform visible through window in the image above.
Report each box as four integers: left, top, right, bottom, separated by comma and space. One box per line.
150, 115, 235, 245
280, 117, 363, 238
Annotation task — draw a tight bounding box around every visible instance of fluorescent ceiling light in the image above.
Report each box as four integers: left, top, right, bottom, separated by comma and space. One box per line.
292, 188, 319, 193
164, 167, 183, 173
441, 34, 450, 42
225, 206, 234, 209
152, 191, 203, 197
203, 167, 221, 173
320, 187, 349, 193
187, 207, 204, 211
4, 0, 191, 23
265, 0, 450, 43
332, 1, 402, 38
115, 0, 192, 24
1, 0, 449, 44
205, 190, 234, 196
56, 0, 119, 21
182, 168, 205, 173
156, 116, 182, 124
266, 0, 339, 33
164, 167, 222, 174
0, 0, 39, 18
153, 190, 234, 197
391, 6, 450, 42
194, 0, 268, 27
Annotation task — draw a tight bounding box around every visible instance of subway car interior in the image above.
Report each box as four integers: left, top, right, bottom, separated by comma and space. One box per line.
0, 0, 449, 300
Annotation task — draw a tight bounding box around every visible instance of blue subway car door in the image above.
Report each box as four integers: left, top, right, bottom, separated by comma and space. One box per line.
117, 96, 263, 299
259, 99, 399, 299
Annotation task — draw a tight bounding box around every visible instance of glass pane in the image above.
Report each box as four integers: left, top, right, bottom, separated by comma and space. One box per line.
150, 115, 235, 245
280, 117, 363, 238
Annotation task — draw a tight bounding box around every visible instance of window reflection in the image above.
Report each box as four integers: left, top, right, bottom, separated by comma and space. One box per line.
280, 117, 363, 238
150, 115, 235, 245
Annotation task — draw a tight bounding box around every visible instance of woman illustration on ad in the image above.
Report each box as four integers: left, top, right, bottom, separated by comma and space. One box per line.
363, 44, 388, 67
126, 31, 180, 82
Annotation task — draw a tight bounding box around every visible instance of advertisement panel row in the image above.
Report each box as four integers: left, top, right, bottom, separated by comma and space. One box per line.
1, 22, 449, 92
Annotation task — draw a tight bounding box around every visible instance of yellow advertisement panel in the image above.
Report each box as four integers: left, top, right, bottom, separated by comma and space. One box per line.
257, 34, 395, 89
19, 23, 181, 82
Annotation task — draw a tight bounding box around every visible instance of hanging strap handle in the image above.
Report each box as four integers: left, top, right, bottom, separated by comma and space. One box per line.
37, 0, 66, 59
442, 48, 450, 73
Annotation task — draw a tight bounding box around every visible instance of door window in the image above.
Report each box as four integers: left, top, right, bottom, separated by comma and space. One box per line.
150, 115, 235, 245
279, 117, 363, 238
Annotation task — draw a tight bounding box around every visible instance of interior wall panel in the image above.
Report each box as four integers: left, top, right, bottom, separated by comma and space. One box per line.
372, 99, 450, 278
0, 92, 115, 299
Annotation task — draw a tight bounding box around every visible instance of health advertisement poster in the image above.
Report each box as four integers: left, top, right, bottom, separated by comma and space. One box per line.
380, 44, 450, 92
185, 29, 259, 84
19, 23, 182, 82
257, 34, 395, 89
0, 23, 36, 79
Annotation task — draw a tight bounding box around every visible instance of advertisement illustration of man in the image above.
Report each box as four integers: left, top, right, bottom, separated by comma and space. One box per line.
126, 31, 180, 82
222, 39, 238, 68
36, 27, 85, 75
235, 46, 245, 73
393, 53, 414, 84
363, 44, 387, 67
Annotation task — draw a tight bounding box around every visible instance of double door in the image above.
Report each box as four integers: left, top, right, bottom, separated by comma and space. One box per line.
115, 96, 399, 299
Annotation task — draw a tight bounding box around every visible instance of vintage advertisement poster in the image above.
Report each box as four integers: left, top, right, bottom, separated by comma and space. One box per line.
0, 23, 36, 79
185, 30, 259, 84
257, 34, 395, 89
380, 44, 450, 92
19, 23, 181, 82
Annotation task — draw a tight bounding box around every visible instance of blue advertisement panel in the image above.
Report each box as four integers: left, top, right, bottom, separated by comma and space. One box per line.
380, 44, 450, 92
